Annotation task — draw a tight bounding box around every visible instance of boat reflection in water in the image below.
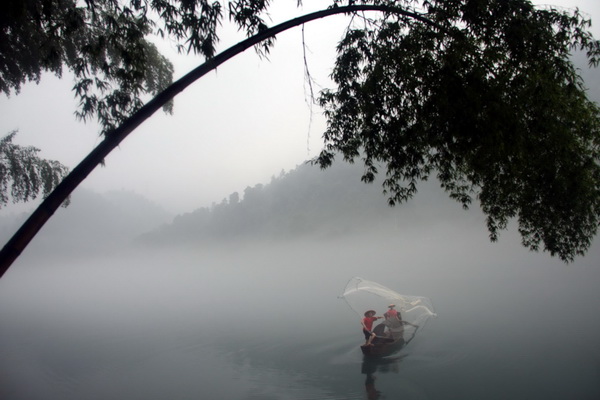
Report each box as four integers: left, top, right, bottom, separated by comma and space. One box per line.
361, 352, 408, 400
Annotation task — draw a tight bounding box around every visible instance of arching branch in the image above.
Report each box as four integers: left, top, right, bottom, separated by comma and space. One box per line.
0, 4, 442, 278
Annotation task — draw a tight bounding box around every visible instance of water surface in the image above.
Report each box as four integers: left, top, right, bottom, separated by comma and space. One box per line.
1, 225, 599, 399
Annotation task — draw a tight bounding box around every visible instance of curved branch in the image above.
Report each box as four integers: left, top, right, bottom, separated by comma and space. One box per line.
0, 4, 444, 278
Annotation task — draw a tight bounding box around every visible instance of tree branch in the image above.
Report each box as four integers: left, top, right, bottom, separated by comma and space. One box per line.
0, 4, 443, 278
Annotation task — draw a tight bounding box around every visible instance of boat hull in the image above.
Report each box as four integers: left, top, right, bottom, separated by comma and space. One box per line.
360, 337, 405, 357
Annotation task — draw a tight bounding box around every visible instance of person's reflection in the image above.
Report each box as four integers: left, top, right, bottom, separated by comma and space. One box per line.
364, 372, 381, 400
361, 354, 406, 400
362, 358, 381, 400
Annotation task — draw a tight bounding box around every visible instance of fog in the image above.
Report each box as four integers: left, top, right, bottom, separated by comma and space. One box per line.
1, 171, 599, 398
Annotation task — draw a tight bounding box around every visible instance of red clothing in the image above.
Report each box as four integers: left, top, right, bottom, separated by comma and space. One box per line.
385, 309, 399, 319
362, 316, 378, 331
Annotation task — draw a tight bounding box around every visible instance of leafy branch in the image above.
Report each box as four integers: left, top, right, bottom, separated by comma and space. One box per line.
0, 131, 69, 209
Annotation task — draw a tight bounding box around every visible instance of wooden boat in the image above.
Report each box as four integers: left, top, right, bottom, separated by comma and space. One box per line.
360, 322, 406, 357
360, 336, 405, 356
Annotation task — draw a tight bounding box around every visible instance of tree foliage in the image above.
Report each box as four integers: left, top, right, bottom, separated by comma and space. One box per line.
0, 0, 274, 135
0, 131, 69, 208
316, 0, 600, 262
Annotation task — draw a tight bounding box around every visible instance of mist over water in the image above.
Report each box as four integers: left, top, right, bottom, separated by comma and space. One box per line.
1, 216, 599, 400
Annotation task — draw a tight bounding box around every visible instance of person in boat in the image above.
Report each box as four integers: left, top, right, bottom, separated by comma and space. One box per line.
383, 304, 418, 338
383, 304, 403, 331
361, 310, 382, 346
384, 304, 401, 323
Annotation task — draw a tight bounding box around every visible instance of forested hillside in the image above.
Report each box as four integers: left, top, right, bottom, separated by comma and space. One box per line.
140, 159, 474, 245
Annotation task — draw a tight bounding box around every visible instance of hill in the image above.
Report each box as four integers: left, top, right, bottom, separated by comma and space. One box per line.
140, 159, 477, 245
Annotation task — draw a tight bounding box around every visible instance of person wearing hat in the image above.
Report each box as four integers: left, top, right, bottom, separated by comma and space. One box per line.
384, 304, 401, 323
384, 303, 418, 331
361, 310, 382, 346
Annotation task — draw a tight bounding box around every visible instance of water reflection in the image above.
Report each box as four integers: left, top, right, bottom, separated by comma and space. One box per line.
361, 354, 408, 400
364, 372, 381, 400
1, 232, 599, 399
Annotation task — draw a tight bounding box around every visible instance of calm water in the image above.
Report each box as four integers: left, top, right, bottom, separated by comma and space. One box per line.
1, 223, 599, 399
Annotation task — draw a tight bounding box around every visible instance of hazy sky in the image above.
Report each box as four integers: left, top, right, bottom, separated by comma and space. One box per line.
1, 0, 599, 215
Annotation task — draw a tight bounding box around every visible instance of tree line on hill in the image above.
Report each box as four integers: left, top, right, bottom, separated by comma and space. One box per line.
140, 159, 472, 246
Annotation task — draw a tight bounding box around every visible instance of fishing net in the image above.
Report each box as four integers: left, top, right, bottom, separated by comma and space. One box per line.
339, 277, 437, 345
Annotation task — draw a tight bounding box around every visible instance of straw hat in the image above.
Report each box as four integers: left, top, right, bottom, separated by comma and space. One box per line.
388, 304, 396, 308
364, 310, 376, 317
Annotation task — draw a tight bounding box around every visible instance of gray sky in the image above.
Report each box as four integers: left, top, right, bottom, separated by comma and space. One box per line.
1, 0, 599, 215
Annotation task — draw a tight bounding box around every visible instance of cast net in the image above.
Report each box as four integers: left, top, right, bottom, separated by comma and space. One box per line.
339, 277, 437, 344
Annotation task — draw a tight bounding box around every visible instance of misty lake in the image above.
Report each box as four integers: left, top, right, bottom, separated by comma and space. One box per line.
1, 219, 599, 400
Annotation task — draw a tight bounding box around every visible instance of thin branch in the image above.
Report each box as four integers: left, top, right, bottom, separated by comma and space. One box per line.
302, 24, 315, 154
